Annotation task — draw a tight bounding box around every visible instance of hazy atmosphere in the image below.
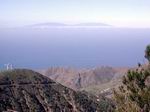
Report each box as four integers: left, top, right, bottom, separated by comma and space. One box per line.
0, 0, 150, 28
0, 0, 150, 69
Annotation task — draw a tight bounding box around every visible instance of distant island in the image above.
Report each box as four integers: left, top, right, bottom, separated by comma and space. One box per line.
74, 23, 111, 26
28, 22, 112, 28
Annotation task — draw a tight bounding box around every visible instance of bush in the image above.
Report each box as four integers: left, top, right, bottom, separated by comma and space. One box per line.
114, 45, 150, 112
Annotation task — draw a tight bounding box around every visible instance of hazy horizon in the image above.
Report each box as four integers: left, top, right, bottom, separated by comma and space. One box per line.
0, 1, 150, 69
0, 0, 150, 28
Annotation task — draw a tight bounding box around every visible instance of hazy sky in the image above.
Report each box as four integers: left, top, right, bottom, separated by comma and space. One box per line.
0, 0, 150, 27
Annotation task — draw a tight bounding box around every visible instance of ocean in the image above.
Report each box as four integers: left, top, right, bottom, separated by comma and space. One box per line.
0, 27, 150, 69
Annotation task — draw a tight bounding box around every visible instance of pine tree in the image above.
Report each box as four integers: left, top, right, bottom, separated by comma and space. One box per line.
114, 45, 150, 112
145, 45, 150, 62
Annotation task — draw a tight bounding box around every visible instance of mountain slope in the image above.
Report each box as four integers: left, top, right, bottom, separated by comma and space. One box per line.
0, 69, 114, 112
39, 67, 118, 90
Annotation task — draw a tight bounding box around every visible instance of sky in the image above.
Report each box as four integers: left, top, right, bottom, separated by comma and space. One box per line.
0, 0, 150, 28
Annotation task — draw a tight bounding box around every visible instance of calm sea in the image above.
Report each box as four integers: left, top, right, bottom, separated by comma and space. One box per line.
0, 28, 150, 69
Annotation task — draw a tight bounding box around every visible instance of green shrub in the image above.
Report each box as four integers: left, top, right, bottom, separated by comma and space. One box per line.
114, 45, 150, 112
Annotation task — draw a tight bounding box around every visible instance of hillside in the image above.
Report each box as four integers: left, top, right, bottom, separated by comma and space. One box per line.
39, 66, 127, 90
0, 69, 114, 112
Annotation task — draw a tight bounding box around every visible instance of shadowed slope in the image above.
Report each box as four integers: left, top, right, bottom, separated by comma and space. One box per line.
0, 69, 114, 112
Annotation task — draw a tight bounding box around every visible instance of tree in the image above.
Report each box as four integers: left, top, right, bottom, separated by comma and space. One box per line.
114, 45, 150, 112
145, 45, 150, 62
